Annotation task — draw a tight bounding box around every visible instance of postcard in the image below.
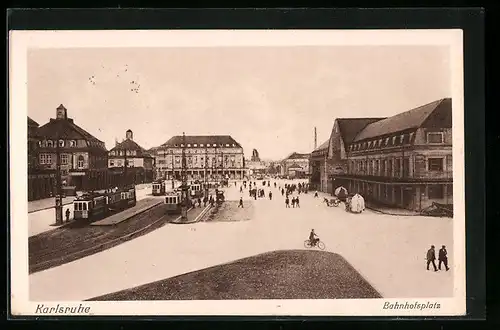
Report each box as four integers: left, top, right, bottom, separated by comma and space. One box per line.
10, 29, 465, 316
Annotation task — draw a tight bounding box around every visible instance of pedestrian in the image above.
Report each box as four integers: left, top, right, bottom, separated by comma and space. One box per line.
197, 197, 202, 207
268, 182, 270, 187
269, 191, 273, 200
296, 196, 300, 208
281, 188, 285, 196
438, 245, 450, 271
314, 191, 319, 198
426, 245, 438, 271
291, 197, 296, 208
285, 197, 290, 208
240, 186, 243, 193
274, 182, 276, 188
65, 208, 70, 222
235, 182, 237, 187
238, 197, 244, 208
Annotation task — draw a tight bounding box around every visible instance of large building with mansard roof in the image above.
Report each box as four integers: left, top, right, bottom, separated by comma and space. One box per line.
29, 104, 108, 197
151, 135, 247, 180
108, 129, 155, 185
334, 98, 453, 211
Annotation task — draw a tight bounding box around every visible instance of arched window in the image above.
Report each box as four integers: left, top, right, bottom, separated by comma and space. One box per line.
47, 140, 54, 148
77, 155, 84, 168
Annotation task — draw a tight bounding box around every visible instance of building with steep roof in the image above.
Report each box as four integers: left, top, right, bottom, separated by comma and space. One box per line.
335, 98, 453, 211
280, 152, 310, 178
108, 129, 155, 185
152, 135, 247, 180
28, 104, 109, 199
309, 117, 385, 193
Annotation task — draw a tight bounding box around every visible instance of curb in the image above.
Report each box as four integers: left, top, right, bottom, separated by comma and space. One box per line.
91, 200, 163, 226
365, 205, 421, 216
28, 201, 74, 214
170, 206, 208, 224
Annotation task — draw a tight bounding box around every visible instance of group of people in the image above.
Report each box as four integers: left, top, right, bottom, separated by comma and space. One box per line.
426, 245, 450, 271
194, 195, 215, 208
285, 195, 300, 208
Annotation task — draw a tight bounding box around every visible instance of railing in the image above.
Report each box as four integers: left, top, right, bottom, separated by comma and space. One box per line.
334, 171, 453, 182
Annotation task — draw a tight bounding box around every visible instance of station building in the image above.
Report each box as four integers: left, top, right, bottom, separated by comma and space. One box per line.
108, 129, 155, 186
280, 152, 310, 178
28, 104, 108, 198
333, 98, 453, 211
152, 135, 247, 180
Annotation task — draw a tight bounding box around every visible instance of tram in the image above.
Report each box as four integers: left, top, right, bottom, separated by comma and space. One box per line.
164, 191, 193, 214
152, 180, 166, 196
73, 185, 137, 222
189, 183, 203, 199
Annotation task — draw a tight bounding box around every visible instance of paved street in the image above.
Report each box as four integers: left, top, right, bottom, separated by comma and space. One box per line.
30, 179, 453, 301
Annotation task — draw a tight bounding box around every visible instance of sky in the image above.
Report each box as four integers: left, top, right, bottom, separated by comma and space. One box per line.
28, 46, 451, 160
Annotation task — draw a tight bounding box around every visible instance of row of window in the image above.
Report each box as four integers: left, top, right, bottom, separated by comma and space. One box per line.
110, 159, 135, 167
109, 150, 138, 156
354, 182, 449, 200
348, 157, 445, 176
39, 139, 77, 148
163, 143, 237, 148
158, 149, 243, 155
39, 153, 85, 168
349, 132, 444, 153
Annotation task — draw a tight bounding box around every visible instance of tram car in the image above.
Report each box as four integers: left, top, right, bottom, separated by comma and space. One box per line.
164, 191, 193, 214
73, 185, 137, 222
152, 180, 166, 196
189, 182, 203, 199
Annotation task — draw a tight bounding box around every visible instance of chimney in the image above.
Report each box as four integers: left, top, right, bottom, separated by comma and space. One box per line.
314, 127, 317, 149
126, 129, 133, 140
56, 104, 68, 120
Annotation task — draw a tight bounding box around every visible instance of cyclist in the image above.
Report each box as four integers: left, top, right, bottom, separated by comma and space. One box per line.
309, 229, 319, 246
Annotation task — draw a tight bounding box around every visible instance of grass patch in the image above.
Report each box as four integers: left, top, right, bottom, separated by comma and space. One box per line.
90, 250, 381, 300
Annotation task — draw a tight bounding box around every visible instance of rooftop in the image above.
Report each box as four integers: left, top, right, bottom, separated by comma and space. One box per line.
283, 152, 310, 161
110, 139, 153, 158
159, 135, 242, 149
354, 98, 451, 142
337, 118, 387, 145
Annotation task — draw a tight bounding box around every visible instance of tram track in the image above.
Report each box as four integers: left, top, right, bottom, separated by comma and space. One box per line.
29, 204, 178, 274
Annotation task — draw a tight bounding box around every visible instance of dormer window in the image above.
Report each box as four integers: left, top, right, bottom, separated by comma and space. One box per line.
409, 132, 415, 142
58, 139, 65, 147
225, 144, 229, 147
69, 140, 76, 147
400, 135, 404, 144
232, 144, 235, 147
212, 144, 216, 147
385, 137, 390, 145
174, 144, 178, 147
193, 144, 197, 147
47, 140, 53, 148
187, 144, 191, 147
200, 144, 204, 147
392, 136, 397, 145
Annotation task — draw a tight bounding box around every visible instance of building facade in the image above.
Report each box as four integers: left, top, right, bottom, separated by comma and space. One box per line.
280, 152, 310, 178
334, 98, 453, 211
108, 129, 155, 186
153, 135, 247, 180
309, 118, 385, 194
30, 104, 108, 195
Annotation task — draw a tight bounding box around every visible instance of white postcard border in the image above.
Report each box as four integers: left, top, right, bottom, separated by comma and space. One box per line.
9, 29, 465, 316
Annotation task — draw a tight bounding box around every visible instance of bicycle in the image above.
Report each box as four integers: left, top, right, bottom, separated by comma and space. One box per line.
304, 238, 325, 250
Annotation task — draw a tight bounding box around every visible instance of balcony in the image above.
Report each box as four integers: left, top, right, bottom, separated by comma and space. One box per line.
333, 170, 453, 183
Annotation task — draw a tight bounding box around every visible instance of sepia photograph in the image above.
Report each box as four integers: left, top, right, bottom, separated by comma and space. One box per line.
10, 29, 465, 316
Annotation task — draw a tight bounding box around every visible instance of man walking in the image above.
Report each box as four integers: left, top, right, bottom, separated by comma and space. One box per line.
285, 197, 290, 208
291, 197, 296, 208
426, 245, 438, 271
438, 245, 450, 271
269, 191, 273, 200
296, 196, 300, 208
238, 197, 244, 208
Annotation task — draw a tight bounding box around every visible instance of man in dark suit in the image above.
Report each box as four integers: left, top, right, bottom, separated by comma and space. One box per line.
438, 245, 450, 271
426, 245, 438, 271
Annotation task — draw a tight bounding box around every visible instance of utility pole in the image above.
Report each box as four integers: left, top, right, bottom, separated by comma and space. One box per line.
180, 132, 188, 222
54, 134, 63, 225
204, 145, 208, 196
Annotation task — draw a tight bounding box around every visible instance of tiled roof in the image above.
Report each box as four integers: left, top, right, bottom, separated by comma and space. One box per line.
337, 118, 386, 145
110, 139, 153, 158
354, 98, 450, 142
288, 163, 304, 170
36, 118, 106, 151
160, 135, 242, 148
313, 140, 329, 152
27, 116, 39, 127
284, 152, 310, 160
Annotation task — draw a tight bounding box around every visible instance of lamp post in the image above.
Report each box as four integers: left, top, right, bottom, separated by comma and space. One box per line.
171, 149, 175, 190
54, 134, 63, 225
180, 132, 188, 222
